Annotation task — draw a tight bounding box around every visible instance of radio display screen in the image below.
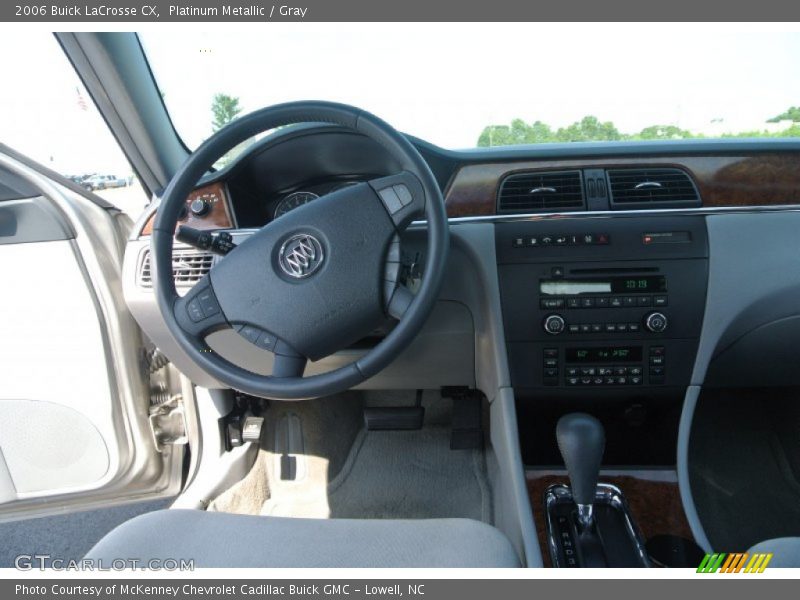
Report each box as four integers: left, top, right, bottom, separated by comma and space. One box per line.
565, 346, 643, 363
540, 276, 666, 296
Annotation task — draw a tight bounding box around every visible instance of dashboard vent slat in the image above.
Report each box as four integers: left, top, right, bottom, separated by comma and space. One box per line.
498, 170, 585, 212
607, 168, 701, 207
138, 249, 215, 288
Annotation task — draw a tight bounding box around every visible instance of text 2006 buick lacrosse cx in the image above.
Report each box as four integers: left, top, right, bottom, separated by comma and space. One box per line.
2, 30, 800, 568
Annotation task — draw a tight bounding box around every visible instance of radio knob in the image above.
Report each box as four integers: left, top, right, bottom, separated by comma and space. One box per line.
644, 312, 668, 333
543, 314, 566, 335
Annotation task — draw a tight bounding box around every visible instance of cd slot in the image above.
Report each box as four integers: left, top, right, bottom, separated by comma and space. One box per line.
569, 266, 660, 275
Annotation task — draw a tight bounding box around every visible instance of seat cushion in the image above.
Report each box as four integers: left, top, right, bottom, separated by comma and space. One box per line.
85, 509, 521, 568
747, 537, 800, 568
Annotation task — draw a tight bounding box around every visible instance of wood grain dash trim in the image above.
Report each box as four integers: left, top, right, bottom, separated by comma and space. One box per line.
141, 182, 234, 235
444, 153, 800, 217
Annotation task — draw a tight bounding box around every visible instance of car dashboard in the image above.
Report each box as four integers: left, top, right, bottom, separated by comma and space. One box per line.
124, 125, 800, 416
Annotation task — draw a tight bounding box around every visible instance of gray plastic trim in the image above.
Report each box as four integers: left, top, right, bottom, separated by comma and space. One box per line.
675, 210, 800, 552
171, 387, 256, 510
692, 211, 800, 383
448, 223, 512, 393
489, 387, 542, 567
0, 447, 16, 504
676, 385, 712, 553
0, 196, 74, 244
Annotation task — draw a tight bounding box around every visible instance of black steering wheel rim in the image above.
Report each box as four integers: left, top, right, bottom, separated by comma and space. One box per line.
152, 101, 449, 400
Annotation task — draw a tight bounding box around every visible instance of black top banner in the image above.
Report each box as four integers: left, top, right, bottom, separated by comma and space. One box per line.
2, 0, 800, 22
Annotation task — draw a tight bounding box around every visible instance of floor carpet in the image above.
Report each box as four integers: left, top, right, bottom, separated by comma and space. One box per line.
0, 499, 172, 567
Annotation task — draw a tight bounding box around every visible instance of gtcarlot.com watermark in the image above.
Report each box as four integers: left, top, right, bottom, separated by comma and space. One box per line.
14, 554, 194, 571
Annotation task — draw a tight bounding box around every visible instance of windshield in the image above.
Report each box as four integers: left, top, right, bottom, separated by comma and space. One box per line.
141, 26, 800, 151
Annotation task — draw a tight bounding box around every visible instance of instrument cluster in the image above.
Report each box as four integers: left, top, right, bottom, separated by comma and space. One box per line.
270, 180, 363, 221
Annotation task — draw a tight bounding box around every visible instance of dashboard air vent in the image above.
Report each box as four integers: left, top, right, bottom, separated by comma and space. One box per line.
607, 168, 700, 207
498, 170, 585, 212
138, 249, 215, 288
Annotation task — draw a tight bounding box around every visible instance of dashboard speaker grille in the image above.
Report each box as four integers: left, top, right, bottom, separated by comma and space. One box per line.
608, 168, 701, 207
497, 170, 585, 212
138, 249, 214, 287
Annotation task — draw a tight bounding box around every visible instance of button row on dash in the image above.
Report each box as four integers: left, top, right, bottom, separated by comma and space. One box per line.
566, 366, 642, 377
540, 295, 668, 310
512, 233, 610, 248
566, 375, 643, 386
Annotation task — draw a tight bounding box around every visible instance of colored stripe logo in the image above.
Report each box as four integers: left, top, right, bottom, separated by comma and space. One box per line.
697, 553, 772, 573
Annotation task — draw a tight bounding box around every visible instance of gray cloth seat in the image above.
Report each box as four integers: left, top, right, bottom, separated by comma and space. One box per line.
85, 509, 521, 568
747, 537, 800, 568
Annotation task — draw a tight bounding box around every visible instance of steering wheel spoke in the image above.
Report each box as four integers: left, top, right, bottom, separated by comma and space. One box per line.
386, 284, 415, 320
382, 233, 415, 320
272, 349, 308, 378
173, 275, 230, 338
233, 324, 309, 378
369, 171, 426, 231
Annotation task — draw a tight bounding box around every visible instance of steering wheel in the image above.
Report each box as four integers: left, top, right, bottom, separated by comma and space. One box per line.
152, 102, 449, 400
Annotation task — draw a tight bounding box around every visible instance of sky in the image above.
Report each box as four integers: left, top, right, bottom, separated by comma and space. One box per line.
1, 25, 800, 176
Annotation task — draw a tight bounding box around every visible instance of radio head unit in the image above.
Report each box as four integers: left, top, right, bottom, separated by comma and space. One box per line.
497, 216, 708, 391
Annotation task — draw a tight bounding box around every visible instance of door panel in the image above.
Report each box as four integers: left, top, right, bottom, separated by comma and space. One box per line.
0, 150, 187, 521
0, 241, 116, 495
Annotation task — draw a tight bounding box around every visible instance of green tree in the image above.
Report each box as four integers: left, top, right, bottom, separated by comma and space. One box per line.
767, 106, 800, 123
556, 116, 621, 142
476, 112, 800, 147
527, 120, 556, 143
477, 120, 556, 147
634, 125, 694, 140
477, 125, 510, 147
211, 93, 242, 132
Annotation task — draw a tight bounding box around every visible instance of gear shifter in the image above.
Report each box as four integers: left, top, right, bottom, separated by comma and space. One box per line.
546, 413, 648, 567
556, 413, 605, 528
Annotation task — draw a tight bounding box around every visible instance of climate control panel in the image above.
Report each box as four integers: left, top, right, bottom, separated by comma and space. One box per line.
541, 344, 668, 387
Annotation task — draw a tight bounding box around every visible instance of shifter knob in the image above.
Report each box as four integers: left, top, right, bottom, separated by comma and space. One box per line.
556, 413, 605, 526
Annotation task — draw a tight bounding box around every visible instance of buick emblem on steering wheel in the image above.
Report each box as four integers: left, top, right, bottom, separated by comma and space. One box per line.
278, 234, 324, 279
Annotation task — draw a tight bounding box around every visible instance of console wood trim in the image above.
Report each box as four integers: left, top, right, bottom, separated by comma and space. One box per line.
527, 473, 693, 568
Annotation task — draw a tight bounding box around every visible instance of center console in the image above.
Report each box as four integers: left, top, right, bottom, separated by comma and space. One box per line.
497, 216, 710, 564
496, 216, 708, 394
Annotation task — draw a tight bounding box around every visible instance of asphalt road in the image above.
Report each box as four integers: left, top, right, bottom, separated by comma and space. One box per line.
0, 499, 171, 568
